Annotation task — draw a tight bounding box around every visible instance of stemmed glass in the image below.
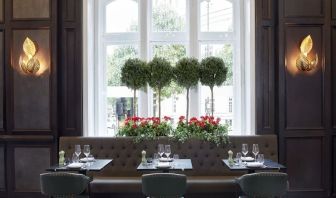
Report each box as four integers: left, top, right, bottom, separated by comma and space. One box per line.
242, 144, 248, 159
165, 145, 171, 159
158, 144, 164, 159
83, 145, 90, 159
74, 145, 81, 161
252, 144, 259, 161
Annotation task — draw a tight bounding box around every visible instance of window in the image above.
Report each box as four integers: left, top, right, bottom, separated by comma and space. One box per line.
84, 0, 255, 136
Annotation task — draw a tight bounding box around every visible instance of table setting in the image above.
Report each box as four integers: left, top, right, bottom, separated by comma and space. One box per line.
137, 144, 193, 172
46, 144, 112, 174
223, 143, 286, 173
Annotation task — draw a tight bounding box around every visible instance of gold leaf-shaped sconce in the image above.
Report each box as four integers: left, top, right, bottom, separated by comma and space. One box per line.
296, 35, 318, 71
19, 37, 40, 75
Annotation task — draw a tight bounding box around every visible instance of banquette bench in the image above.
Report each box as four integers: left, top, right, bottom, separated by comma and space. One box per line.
59, 135, 278, 198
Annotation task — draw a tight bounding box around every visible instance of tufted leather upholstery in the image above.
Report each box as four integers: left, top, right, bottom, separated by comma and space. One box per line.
59, 135, 278, 196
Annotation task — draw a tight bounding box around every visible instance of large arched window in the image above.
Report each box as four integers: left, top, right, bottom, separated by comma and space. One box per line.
85, 0, 255, 136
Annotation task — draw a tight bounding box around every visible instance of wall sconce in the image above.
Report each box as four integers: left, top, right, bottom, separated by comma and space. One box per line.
296, 35, 318, 71
19, 37, 40, 75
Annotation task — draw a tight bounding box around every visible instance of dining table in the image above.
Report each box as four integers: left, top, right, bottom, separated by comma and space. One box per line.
222, 159, 286, 174
137, 158, 193, 173
46, 159, 113, 175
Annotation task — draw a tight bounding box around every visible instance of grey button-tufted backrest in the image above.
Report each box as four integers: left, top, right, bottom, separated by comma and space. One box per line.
59, 135, 278, 177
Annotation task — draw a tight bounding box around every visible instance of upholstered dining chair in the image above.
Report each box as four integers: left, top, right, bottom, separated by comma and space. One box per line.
236, 172, 289, 198
40, 172, 91, 198
142, 173, 187, 198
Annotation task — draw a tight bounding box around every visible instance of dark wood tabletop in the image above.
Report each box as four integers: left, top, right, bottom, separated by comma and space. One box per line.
46, 159, 112, 174
137, 159, 193, 172
222, 159, 286, 173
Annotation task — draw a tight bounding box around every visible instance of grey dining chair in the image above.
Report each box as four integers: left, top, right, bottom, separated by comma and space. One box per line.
40, 172, 91, 198
236, 172, 289, 198
142, 173, 187, 198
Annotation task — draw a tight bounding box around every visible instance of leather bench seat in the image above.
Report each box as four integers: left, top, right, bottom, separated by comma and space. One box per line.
90, 176, 239, 194
90, 177, 141, 193
186, 176, 239, 193
60, 135, 278, 197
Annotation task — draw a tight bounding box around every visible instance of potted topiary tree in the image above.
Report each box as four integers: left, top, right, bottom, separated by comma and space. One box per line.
121, 58, 148, 117
147, 57, 174, 119
199, 57, 228, 116
175, 57, 200, 122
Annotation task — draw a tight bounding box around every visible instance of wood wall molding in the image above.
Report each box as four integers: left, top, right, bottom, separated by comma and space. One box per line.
332, 0, 336, 19
255, 0, 276, 134
12, 0, 50, 20
58, 0, 83, 136
283, 0, 325, 18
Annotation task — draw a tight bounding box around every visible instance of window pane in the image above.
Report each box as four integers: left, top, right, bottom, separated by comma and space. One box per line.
106, 45, 139, 135
152, 44, 186, 123
200, 44, 233, 129
200, 0, 233, 32
152, 0, 186, 32
105, 0, 138, 33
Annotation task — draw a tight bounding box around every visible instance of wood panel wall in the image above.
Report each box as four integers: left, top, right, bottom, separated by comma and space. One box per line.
0, 0, 82, 197
58, 0, 83, 137
256, 0, 335, 197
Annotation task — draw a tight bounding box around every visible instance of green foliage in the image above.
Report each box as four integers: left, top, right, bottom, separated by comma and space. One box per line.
199, 57, 228, 89
107, 46, 137, 86
121, 58, 148, 90
153, 44, 186, 99
152, 6, 185, 32
147, 57, 174, 92
175, 57, 200, 89
217, 45, 233, 86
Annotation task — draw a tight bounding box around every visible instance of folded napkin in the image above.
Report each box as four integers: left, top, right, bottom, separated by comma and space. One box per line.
156, 162, 170, 168
246, 162, 263, 168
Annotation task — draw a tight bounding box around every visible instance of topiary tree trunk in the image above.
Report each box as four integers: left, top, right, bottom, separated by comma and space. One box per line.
186, 88, 190, 122
210, 86, 214, 116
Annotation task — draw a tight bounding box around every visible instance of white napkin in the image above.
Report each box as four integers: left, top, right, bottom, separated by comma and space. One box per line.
67, 162, 83, 168
246, 162, 263, 168
156, 162, 170, 168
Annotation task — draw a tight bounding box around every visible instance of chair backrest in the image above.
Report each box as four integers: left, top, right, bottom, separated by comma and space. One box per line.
237, 172, 288, 198
40, 172, 90, 197
142, 173, 187, 198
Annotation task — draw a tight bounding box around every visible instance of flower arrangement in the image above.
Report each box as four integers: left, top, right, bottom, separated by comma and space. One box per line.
175, 116, 229, 145
118, 116, 173, 142
118, 115, 229, 145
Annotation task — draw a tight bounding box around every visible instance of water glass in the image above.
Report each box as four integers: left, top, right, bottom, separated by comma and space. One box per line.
158, 144, 164, 158
75, 144, 81, 158
153, 153, 159, 165
235, 152, 242, 166
83, 145, 90, 158
252, 144, 259, 161
165, 145, 171, 158
257, 154, 265, 164
173, 154, 179, 160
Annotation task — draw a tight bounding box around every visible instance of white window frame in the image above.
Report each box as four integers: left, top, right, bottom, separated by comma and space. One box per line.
83, 0, 256, 136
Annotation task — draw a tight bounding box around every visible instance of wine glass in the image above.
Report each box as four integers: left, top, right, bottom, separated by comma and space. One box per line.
257, 154, 264, 164
165, 145, 171, 159
242, 144, 248, 159
75, 145, 81, 158
83, 145, 90, 159
252, 144, 259, 161
158, 144, 164, 158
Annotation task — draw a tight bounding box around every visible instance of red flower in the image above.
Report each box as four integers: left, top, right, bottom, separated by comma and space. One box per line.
132, 124, 137, 129
163, 116, 171, 121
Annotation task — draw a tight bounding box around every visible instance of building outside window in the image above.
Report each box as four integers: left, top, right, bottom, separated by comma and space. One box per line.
83, 0, 255, 136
